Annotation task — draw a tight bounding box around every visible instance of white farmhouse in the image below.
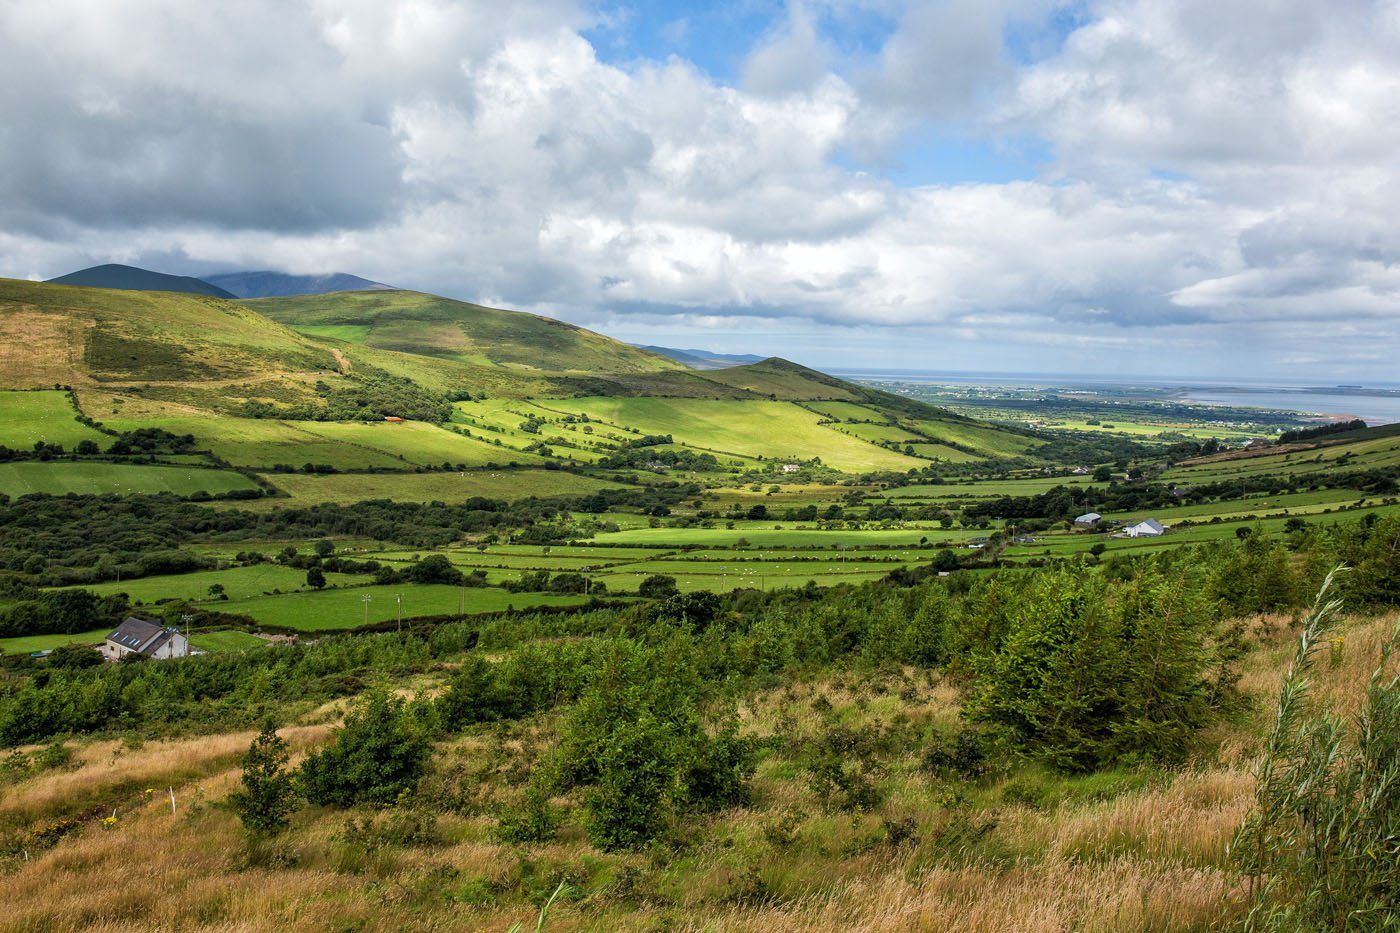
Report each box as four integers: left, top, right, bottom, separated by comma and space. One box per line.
1124, 518, 1166, 538
100, 617, 191, 662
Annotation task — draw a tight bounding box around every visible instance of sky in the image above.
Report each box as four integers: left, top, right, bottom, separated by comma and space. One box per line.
2, 0, 1399, 381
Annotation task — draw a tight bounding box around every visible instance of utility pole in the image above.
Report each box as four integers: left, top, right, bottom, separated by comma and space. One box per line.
180, 613, 193, 657
362, 593, 372, 627
396, 593, 403, 631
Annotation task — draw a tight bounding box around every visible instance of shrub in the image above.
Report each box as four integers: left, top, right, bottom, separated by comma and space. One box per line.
229, 721, 299, 835
299, 691, 430, 807
494, 782, 563, 844
552, 640, 751, 850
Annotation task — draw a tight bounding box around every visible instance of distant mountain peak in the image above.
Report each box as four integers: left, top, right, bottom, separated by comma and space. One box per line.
636, 345, 767, 370
46, 263, 236, 299
202, 270, 393, 299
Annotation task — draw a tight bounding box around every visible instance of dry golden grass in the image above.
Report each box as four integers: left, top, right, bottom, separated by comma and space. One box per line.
0, 309, 88, 387
0, 726, 330, 831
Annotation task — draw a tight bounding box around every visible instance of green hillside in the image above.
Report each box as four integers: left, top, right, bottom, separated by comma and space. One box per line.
0, 278, 1040, 498
0, 277, 338, 392
245, 289, 683, 384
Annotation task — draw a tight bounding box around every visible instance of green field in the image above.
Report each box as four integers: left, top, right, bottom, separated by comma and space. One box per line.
284, 420, 550, 468
0, 628, 111, 655
88, 409, 413, 470
189, 629, 269, 652
246, 469, 623, 507
0, 461, 260, 497
537, 397, 926, 472
592, 525, 966, 548
1166, 432, 1400, 483
805, 401, 892, 422
0, 391, 108, 449
70, 564, 364, 604
212, 583, 599, 631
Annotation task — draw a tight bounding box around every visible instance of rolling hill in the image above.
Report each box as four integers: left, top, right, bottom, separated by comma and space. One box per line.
243, 289, 686, 385
0, 276, 1041, 485
45, 263, 236, 298
203, 270, 393, 298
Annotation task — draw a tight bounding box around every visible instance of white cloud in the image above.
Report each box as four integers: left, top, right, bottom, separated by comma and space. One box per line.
1, 0, 1398, 377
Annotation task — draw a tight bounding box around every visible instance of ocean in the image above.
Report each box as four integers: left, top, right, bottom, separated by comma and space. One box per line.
830, 370, 1400, 426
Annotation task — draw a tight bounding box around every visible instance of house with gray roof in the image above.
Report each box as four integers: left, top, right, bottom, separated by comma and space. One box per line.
1124, 518, 1166, 538
100, 617, 190, 662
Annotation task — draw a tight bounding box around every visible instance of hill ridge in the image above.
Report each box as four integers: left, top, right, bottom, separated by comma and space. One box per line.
46, 263, 235, 299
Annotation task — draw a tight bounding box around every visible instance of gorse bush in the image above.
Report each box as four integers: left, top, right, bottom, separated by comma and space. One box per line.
299, 690, 431, 807
1232, 569, 1400, 930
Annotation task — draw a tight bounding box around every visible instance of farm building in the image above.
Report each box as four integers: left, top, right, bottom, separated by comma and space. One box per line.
100, 616, 191, 662
1074, 512, 1101, 528
1124, 518, 1166, 538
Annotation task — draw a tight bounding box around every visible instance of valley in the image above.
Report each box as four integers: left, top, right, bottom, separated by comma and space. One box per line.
0, 275, 1397, 931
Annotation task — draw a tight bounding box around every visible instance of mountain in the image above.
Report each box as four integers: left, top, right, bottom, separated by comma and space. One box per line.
46, 263, 236, 299
637, 345, 767, 369
203, 270, 393, 298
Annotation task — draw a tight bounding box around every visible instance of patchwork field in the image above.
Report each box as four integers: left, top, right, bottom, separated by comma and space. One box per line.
0, 461, 260, 497
68, 565, 365, 604
537, 397, 926, 472
0, 390, 107, 449
213, 583, 598, 631
246, 469, 623, 507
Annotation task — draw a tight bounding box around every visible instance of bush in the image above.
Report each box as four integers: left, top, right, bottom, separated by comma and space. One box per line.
494, 782, 563, 844
230, 721, 299, 835
299, 691, 431, 807
552, 640, 751, 850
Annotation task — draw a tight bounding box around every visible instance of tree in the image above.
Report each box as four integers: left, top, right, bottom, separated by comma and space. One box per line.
208, 583, 227, 600
964, 562, 1234, 771
406, 554, 463, 585
229, 721, 299, 835
305, 567, 326, 589
313, 539, 336, 558
639, 574, 679, 599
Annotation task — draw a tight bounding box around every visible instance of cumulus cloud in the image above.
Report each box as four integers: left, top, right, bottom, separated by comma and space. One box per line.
1, 0, 1398, 377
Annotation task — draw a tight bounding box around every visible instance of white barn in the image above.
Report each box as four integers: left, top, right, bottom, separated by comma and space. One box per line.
1124, 518, 1166, 538
100, 617, 191, 662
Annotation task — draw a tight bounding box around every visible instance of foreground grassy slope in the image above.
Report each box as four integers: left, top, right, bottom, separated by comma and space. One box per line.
0, 600, 1389, 930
